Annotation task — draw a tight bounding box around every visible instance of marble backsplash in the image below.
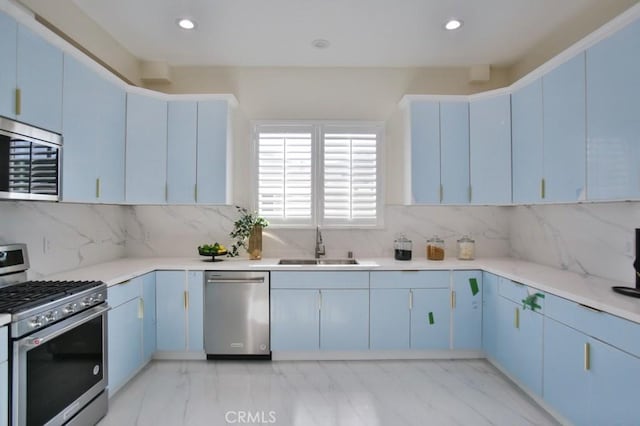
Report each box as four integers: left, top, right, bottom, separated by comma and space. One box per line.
0, 201, 126, 279
124, 205, 511, 259
509, 202, 640, 284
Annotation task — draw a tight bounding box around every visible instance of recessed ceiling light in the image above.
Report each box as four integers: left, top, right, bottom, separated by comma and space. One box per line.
444, 18, 463, 31
177, 18, 196, 30
311, 39, 330, 49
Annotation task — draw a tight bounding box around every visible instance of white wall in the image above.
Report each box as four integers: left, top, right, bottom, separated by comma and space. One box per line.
509, 202, 639, 283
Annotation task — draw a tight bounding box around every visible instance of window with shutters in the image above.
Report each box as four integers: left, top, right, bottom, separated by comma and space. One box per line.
253, 122, 383, 227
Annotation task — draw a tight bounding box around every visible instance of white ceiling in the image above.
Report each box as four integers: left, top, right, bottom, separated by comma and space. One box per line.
65, 0, 608, 67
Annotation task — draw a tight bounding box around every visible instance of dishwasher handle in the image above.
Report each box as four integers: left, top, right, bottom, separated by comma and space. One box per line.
206, 278, 265, 284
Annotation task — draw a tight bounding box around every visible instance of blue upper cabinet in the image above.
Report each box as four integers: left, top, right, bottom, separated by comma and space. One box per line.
543, 53, 586, 202
0, 11, 17, 120
167, 101, 198, 204
469, 93, 511, 204
512, 79, 543, 204
197, 100, 230, 204
410, 101, 440, 204
62, 55, 125, 203
125, 92, 168, 203
16, 24, 63, 133
440, 101, 470, 204
587, 19, 640, 201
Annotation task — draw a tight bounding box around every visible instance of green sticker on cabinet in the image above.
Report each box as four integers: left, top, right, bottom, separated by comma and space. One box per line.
428, 312, 434, 325
469, 278, 479, 296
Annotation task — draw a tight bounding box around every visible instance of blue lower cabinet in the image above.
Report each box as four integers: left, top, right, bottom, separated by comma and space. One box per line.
543, 317, 590, 425
187, 271, 204, 352
410, 289, 450, 349
320, 289, 369, 350
108, 298, 143, 396
482, 272, 499, 359
496, 296, 543, 396
156, 271, 187, 352
142, 273, 156, 361
271, 289, 320, 351
0, 361, 7, 426
452, 271, 482, 350
370, 289, 410, 350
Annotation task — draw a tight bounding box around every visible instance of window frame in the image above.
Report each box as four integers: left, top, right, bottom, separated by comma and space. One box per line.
251, 120, 385, 229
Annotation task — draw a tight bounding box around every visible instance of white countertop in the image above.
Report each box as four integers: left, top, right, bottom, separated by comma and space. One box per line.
0, 314, 10, 327
34, 256, 640, 325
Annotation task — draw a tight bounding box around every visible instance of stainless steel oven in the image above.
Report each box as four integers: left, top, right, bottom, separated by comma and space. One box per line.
0, 116, 62, 201
12, 304, 109, 426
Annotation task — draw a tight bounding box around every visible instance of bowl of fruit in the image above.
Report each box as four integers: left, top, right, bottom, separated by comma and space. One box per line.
198, 243, 228, 262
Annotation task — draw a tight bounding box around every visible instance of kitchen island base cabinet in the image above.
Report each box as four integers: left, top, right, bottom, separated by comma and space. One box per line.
271, 290, 320, 351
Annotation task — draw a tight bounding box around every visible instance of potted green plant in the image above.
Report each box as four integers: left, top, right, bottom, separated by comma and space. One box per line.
228, 206, 269, 259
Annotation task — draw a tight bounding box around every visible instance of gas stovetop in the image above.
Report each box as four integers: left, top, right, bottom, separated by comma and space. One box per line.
0, 280, 103, 313
0, 280, 107, 338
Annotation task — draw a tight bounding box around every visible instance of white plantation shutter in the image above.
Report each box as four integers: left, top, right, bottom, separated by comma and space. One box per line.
322, 130, 378, 224
254, 122, 382, 227
257, 128, 313, 224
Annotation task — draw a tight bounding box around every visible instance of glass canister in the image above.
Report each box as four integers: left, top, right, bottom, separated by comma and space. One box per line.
457, 235, 475, 260
426, 235, 445, 260
394, 234, 412, 261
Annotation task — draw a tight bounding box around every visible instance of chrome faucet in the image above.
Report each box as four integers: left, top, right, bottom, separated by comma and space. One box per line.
315, 226, 325, 258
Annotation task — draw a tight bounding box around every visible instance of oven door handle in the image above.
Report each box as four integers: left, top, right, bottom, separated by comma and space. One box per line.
18, 304, 110, 349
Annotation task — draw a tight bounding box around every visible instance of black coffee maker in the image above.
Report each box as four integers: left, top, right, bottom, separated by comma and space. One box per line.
612, 228, 640, 298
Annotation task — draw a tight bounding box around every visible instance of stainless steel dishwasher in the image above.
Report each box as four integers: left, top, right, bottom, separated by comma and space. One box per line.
204, 271, 271, 359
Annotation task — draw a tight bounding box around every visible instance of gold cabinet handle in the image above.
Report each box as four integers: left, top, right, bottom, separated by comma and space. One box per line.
584, 342, 591, 371
165, 183, 169, 201
514, 307, 520, 329
194, 183, 198, 202
409, 290, 413, 310
451, 291, 456, 309
468, 185, 473, 202
439, 184, 443, 203
541, 178, 546, 199
15, 88, 21, 115
184, 291, 189, 310
96, 178, 101, 198
138, 298, 144, 319
318, 290, 322, 311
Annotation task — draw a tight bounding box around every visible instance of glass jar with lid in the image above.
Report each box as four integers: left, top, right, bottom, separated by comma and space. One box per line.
426, 235, 445, 260
394, 234, 412, 261
457, 235, 475, 260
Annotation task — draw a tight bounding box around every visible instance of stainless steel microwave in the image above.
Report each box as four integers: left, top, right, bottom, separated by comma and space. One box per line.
0, 116, 62, 201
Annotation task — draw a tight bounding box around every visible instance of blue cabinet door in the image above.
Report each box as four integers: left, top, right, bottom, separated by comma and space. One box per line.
543, 53, 586, 202
440, 101, 470, 204
0, 11, 17, 120
187, 271, 204, 352
142, 272, 156, 361
543, 317, 590, 426
320, 289, 369, 350
271, 289, 320, 351
125, 92, 167, 203
155, 271, 187, 352
410, 288, 450, 349
452, 271, 482, 350
589, 338, 640, 426
512, 79, 543, 204
16, 24, 63, 132
0, 361, 6, 426
482, 272, 499, 359
370, 289, 410, 350
586, 19, 640, 200
469, 94, 511, 204
410, 101, 440, 204
197, 100, 230, 204
108, 297, 142, 396
495, 296, 518, 376
167, 101, 197, 204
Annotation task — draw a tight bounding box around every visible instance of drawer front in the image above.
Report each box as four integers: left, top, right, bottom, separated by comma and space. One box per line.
370, 271, 450, 289
108, 276, 143, 307
0, 326, 7, 363
498, 277, 545, 313
271, 271, 369, 289
545, 293, 640, 358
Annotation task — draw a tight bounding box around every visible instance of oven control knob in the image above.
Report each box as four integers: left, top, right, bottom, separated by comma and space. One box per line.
95, 293, 104, 302
82, 297, 94, 307
45, 311, 58, 322
30, 316, 43, 328
63, 303, 76, 314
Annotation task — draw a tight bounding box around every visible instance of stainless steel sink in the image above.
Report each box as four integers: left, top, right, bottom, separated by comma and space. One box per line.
277, 259, 359, 265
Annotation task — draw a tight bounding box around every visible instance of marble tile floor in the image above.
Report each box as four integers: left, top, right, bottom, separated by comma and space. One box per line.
98, 359, 559, 426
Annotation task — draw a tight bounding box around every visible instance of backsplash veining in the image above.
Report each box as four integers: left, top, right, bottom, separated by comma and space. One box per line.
124, 205, 511, 259
509, 202, 640, 284
0, 202, 126, 278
